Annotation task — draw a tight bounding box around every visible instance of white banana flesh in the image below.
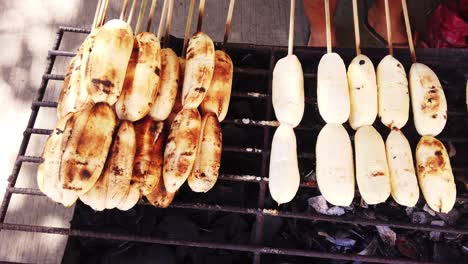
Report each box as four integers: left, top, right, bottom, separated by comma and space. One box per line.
385, 129, 419, 207
201, 50, 234, 122
269, 124, 300, 205
116, 32, 161, 121
60, 103, 117, 196
272, 54, 304, 127
37, 113, 78, 207
317, 52, 350, 124
355, 125, 390, 204
416, 136, 456, 213
86, 19, 134, 105
409, 63, 447, 136
164, 108, 202, 193
377, 55, 409, 129
182, 32, 215, 108
347, 54, 378, 130
116, 184, 140, 211
150, 48, 180, 121
188, 112, 222, 192
315, 124, 354, 206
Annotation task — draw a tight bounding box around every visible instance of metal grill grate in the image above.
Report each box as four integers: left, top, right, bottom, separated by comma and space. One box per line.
1, 26, 468, 264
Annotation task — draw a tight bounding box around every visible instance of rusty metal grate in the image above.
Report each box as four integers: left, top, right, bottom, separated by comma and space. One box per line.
1, 26, 468, 264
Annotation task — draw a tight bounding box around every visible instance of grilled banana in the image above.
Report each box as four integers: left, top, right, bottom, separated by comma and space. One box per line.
146, 176, 175, 208
188, 112, 222, 192
355, 125, 390, 204
116, 32, 161, 121
79, 164, 108, 211
347, 54, 378, 130
37, 113, 78, 207
317, 53, 350, 124
116, 184, 140, 211
272, 54, 304, 127
200, 50, 234, 122
416, 136, 456, 213
409, 63, 447, 136
163, 108, 201, 192
269, 124, 300, 205
377, 55, 409, 129
86, 19, 133, 105
60, 103, 117, 196
315, 123, 354, 206
150, 48, 180, 121
182, 32, 215, 108
133, 117, 165, 196
385, 129, 419, 207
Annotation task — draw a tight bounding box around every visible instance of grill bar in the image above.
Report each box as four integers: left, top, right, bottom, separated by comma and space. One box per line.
0, 223, 438, 264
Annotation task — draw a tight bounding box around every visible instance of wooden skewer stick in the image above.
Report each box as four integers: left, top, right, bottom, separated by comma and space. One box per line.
146, 0, 158, 32
127, 0, 138, 25
196, 0, 206, 32
120, 0, 130, 20
324, 0, 332, 53
401, 0, 416, 63
157, 0, 169, 39
164, 0, 175, 47
222, 0, 236, 48
135, 0, 147, 34
91, 0, 103, 30
288, 0, 295, 56
352, 0, 361, 55
182, 0, 196, 59
99, 0, 110, 27
383, 0, 393, 55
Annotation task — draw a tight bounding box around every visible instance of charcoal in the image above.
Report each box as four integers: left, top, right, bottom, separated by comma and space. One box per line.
433, 242, 461, 263
308, 195, 345, 216
448, 141, 457, 157
410, 211, 431, 224
358, 238, 378, 256
436, 208, 461, 225
423, 204, 437, 216
376, 226, 396, 246
396, 236, 418, 259
429, 220, 445, 241
318, 231, 356, 248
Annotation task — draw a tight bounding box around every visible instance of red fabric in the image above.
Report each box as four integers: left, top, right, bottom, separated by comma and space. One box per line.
425, 0, 468, 48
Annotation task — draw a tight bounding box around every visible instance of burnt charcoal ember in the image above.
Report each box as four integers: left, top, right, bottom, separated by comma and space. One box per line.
429, 220, 445, 241
376, 226, 396, 246
307, 196, 345, 216
357, 237, 378, 256
409, 211, 432, 225
318, 231, 356, 248
436, 208, 461, 225
395, 236, 419, 260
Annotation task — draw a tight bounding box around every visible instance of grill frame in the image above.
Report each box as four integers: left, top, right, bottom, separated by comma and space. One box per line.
1, 26, 467, 264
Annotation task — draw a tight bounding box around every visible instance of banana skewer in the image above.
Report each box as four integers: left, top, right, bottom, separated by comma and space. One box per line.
269, 0, 302, 204
317, 0, 350, 124
377, 0, 409, 129
116, 0, 162, 121
347, 0, 377, 130
181, 0, 215, 109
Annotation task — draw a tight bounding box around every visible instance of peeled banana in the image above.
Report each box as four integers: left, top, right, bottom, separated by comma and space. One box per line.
347, 54, 377, 130
60, 103, 117, 196
385, 129, 419, 207
146, 176, 175, 208
116, 184, 140, 211
133, 117, 165, 196
269, 124, 300, 205
377, 55, 409, 129
271, 54, 304, 127
409, 63, 447, 136
416, 136, 456, 213
200, 50, 234, 122
317, 52, 350, 124
86, 19, 134, 105
37, 113, 78, 207
188, 112, 222, 192
116, 32, 161, 121
163, 108, 202, 193
315, 123, 354, 206
355, 125, 390, 204
150, 48, 180, 121
182, 32, 215, 108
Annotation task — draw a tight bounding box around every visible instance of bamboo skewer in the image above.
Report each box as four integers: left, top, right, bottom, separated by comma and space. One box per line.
182, 0, 196, 58
222, 0, 236, 49
164, 0, 175, 47
99, 0, 110, 27
352, 0, 361, 55
91, 0, 104, 30
146, 0, 158, 32
157, 0, 169, 39
120, 0, 130, 20
135, 0, 147, 34
324, 0, 332, 53
383, 0, 393, 55
196, 0, 206, 33
288, 0, 295, 56
127, 0, 138, 25
401, 0, 416, 63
